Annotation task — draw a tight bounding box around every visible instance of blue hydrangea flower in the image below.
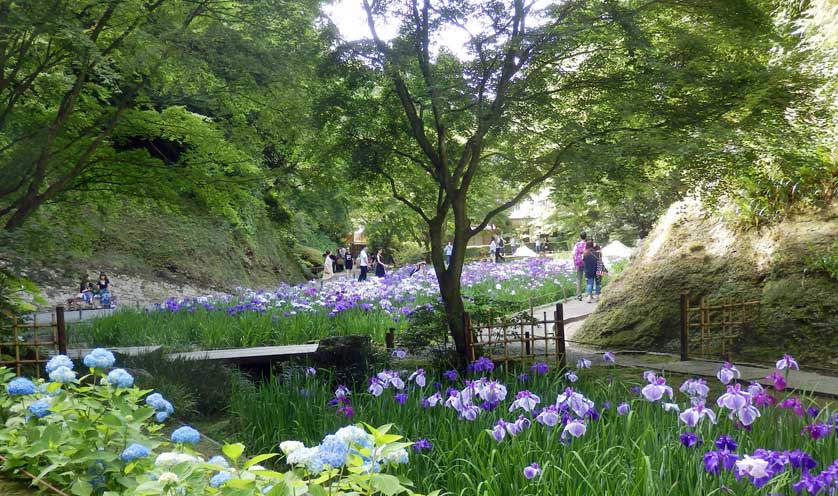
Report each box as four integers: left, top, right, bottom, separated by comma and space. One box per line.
120, 443, 151, 462
45, 355, 74, 373
209, 471, 233, 488
106, 368, 134, 388
49, 366, 76, 384
171, 426, 201, 444
28, 398, 51, 418
146, 392, 174, 422
83, 348, 115, 369
316, 435, 349, 469
209, 456, 230, 468
7, 377, 37, 396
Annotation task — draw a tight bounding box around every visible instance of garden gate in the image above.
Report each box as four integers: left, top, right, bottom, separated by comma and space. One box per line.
679, 293, 760, 361
0, 306, 68, 377
464, 302, 567, 368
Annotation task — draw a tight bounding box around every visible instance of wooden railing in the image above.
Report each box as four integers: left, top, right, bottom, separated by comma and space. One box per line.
0, 306, 67, 377
679, 293, 760, 361
464, 302, 567, 368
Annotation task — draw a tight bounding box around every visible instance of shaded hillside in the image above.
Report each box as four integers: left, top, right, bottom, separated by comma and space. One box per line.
0, 200, 307, 307
577, 199, 838, 368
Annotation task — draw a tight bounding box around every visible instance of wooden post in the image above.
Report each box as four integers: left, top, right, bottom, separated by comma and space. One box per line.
56, 305, 67, 355
524, 331, 531, 355
679, 293, 689, 361
555, 303, 566, 369
385, 328, 395, 350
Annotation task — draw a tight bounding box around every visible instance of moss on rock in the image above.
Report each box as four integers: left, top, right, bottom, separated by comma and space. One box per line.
578, 200, 838, 367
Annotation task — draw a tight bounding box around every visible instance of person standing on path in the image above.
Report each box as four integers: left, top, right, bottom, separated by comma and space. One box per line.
357, 246, 369, 281
583, 241, 601, 303
489, 236, 497, 263
344, 248, 353, 277
322, 250, 334, 286
375, 248, 388, 277
535, 237, 541, 253
444, 240, 453, 268
594, 244, 608, 291
573, 232, 588, 301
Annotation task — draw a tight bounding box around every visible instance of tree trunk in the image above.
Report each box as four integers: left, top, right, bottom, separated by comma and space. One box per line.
428, 199, 472, 365
3, 193, 41, 230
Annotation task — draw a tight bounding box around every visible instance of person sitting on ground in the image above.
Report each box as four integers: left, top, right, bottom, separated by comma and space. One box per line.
96, 272, 112, 307
582, 241, 601, 303
408, 261, 427, 277
79, 275, 95, 305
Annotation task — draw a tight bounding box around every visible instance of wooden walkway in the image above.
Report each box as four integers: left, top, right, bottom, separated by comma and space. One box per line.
168, 344, 318, 364
58, 344, 318, 367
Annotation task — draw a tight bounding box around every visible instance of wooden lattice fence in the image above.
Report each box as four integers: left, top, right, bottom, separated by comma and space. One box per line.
679, 293, 760, 361
0, 306, 67, 377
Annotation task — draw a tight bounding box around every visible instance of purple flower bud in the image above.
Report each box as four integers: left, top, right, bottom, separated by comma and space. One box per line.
523, 463, 541, 479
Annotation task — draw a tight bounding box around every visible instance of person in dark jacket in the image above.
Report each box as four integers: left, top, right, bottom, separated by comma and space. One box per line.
582, 241, 600, 303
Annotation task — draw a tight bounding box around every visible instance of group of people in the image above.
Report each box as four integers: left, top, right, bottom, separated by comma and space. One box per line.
322, 246, 389, 284
573, 231, 608, 303
488, 235, 506, 263
78, 272, 113, 307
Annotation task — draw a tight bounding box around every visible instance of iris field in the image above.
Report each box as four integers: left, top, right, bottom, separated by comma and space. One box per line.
230, 356, 838, 495
70, 258, 578, 350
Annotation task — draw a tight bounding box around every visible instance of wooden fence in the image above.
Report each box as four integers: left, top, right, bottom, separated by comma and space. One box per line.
464, 302, 567, 368
679, 293, 760, 361
0, 306, 67, 377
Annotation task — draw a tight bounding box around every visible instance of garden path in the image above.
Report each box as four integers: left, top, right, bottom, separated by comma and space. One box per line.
523, 300, 838, 397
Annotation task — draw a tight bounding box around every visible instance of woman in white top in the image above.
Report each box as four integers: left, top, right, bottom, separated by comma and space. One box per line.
322, 250, 334, 281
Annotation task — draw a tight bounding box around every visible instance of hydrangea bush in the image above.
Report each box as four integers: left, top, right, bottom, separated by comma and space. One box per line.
0, 350, 432, 496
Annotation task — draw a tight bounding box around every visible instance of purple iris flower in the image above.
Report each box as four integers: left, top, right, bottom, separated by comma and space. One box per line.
530, 362, 549, 375
523, 463, 541, 480
443, 370, 458, 382
641, 376, 674, 402
679, 401, 718, 427
603, 352, 616, 364
680, 432, 702, 448
562, 419, 587, 439
564, 370, 578, 383
468, 357, 495, 373
509, 390, 541, 413
394, 393, 408, 405
715, 435, 737, 451
779, 397, 806, 416
703, 450, 739, 474
679, 378, 710, 398
717, 383, 750, 411
716, 362, 741, 385
412, 438, 432, 452
536, 405, 560, 427
786, 449, 817, 473
492, 420, 508, 442
776, 354, 799, 371
517, 373, 530, 382
765, 371, 787, 391
576, 358, 591, 369
802, 423, 831, 440
617, 403, 631, 416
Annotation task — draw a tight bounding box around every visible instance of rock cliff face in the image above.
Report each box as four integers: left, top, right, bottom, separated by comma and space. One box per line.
577, 199, 838, 368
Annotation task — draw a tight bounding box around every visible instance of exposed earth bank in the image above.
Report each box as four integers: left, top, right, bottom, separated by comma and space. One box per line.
577, 199, 838, 368
0, 202, 308, 309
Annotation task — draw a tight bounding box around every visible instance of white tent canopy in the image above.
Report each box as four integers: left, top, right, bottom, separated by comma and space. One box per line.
512, 245, 537, 258
601, 240, 633, 260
